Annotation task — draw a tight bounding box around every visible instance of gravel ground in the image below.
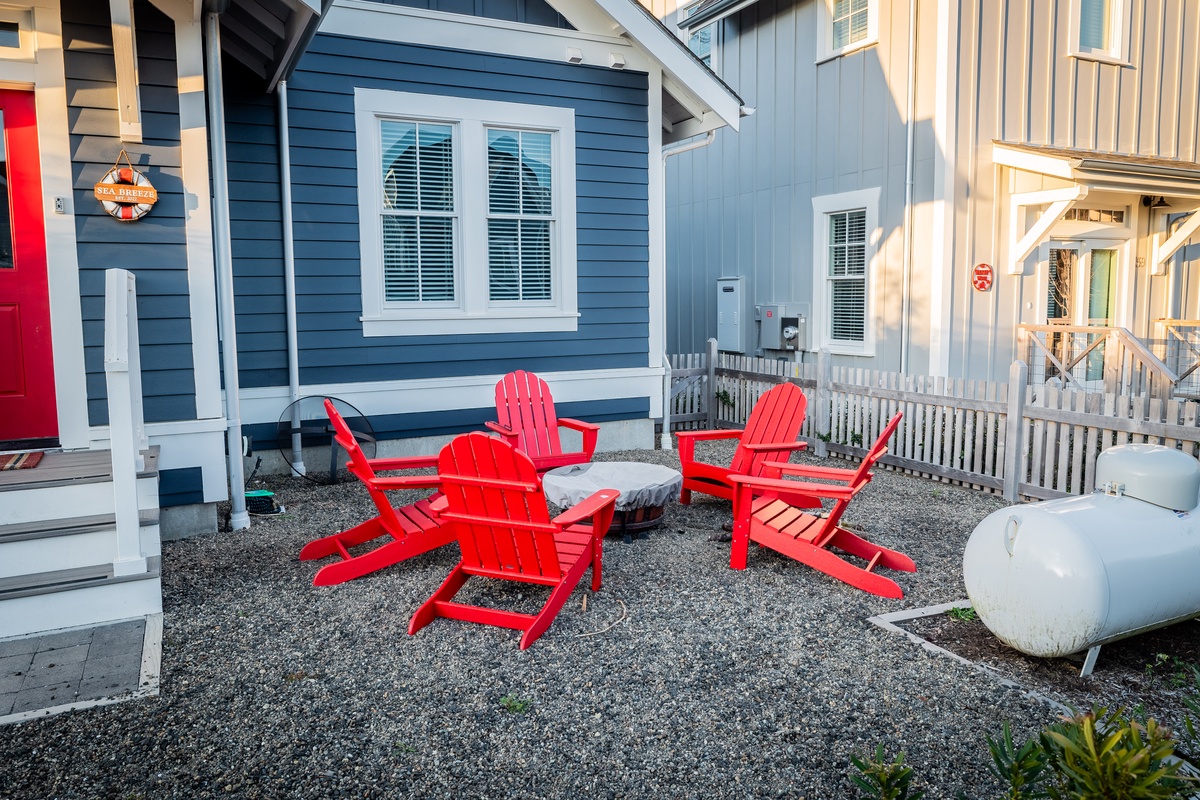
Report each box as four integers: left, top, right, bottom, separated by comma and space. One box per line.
0, 443, 1070, 799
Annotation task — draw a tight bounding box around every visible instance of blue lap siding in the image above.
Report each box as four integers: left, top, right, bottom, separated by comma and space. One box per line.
223, 34, 651, 440
63, 0, 197, 426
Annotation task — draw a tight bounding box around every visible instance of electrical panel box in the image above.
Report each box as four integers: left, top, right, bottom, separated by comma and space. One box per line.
716, 277, 746, 352
756, 303, 808, 355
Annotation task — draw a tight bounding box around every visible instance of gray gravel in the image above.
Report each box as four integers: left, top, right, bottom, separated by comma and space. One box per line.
0, 444, 1064, 799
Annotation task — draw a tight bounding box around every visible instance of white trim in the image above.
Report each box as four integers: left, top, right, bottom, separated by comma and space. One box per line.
90, 419, 228, 502
1008, 186, 1089, 274
0, 7, 35, 62
327, 1, 649, 71
991, 144, 1076, 180
815, 0, 879, 63
1067, 0, 1130, 66
354, 88, 578, 337
237, 366, 666, 426
810, 187, 880, 357
928, 0, 958, 377
1152, 211, 1200, 276
648, 67, 665, 367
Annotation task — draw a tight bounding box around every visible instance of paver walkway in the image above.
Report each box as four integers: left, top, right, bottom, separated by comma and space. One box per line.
0, 616, 160, 724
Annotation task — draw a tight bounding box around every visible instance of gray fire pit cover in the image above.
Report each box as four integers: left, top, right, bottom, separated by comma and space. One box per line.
542, 462, 682, 511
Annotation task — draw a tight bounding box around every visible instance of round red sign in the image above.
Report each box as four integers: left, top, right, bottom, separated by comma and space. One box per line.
972, 263, 994, 292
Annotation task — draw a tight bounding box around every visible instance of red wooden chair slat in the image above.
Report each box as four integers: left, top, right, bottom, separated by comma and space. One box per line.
676, 382, 813, 508
486, 370, 599, 472
298, 399, 456, 586
409, 432, 618, 649
729, 413, 916, 599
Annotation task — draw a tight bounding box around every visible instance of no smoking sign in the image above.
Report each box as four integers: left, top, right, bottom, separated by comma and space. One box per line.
972, 263, 994, 292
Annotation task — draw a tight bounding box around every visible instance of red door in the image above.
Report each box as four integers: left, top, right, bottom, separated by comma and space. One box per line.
0, 90, 57, 449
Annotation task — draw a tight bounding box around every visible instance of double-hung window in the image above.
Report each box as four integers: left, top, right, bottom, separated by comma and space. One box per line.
682, 1, 716, 69
811, 188, 879, 355
355, 89, 578, 336
1069, 0, 1129, 64
816, 0, 877, 62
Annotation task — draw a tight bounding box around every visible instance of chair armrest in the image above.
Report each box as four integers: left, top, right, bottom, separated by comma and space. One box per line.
552, 489, 618, 528
741, 441, 808, 452
558, 418, 599, 459
674, 429, 744, 442
729, 474, 857, 502
485, 421, 518, 439
371, 475, 442, 491
761, 461, 859, 480
370, 454, 439, 471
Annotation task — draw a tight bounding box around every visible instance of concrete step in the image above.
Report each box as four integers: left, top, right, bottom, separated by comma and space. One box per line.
0, 511, 160, 580
0, 558, 162, 640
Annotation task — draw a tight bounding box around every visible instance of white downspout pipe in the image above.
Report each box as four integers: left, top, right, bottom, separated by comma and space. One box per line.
278, 80, 305, 474
899, 0, 918, 374
204, 11, 249, 530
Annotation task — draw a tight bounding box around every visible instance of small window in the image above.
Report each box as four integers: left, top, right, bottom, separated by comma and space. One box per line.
0, 11, 33, 61
1070, 0, 1128, 64
816, 0, 877, 62
682, 2, 716, 69
0, 22, 19, 50
811, 188, 880, 355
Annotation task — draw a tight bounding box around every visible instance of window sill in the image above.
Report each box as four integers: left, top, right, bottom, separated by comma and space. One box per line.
1067, 51, 1131, 68
362, 311, 580, 337
815, 38, 878, 65
810, 343, 875, 357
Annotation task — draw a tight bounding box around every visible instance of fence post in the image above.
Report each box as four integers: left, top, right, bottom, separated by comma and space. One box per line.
661, 354, 673, 449
1003, 360, 1028, 502
815, 348, 832, 458
706, 337, 717, 429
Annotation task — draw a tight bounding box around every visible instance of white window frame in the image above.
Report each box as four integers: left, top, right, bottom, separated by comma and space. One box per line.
354, 88, 578, 337
681, 0, 718, 72
1067, 0, 1130, 66
811, 187, 880, 356
0, 8, 34, 62
815, 0, 878, 63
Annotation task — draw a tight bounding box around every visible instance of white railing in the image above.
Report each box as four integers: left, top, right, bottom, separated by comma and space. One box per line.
1018, 324, 1178, 399
104, 268, 148, 576
666, 342, 1200, 503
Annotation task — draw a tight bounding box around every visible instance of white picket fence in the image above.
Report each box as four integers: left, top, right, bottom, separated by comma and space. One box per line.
664, 340, 1200, 502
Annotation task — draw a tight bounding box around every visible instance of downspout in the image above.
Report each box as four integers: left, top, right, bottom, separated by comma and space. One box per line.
278, 80, 304, 474
204, 10, 249, 530
899, 0, 918, 374
660, 130, 716, 447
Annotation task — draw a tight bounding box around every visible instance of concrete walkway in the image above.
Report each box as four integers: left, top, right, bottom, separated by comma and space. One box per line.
0, 615, 161, 725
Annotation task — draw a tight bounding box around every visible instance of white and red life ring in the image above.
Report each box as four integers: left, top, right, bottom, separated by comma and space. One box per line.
94, 164, 158, 222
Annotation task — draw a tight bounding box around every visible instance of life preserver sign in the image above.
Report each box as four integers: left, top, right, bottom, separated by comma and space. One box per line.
972, 263, 994, 292
93, 150, 158, 222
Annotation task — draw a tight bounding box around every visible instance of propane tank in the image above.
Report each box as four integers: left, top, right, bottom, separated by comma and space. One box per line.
963, 444, 1200, 659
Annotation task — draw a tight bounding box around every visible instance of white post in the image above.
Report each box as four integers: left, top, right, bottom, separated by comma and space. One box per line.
661, 354, 673, 450
706, 338, 717, 429
1003, 360, 1028, 503
104, 269, 148, 576
278, 79, 305, 475
814, 348, 832, 458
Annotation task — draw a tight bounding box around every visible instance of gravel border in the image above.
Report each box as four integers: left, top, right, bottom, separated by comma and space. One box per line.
0, 444, 1069, 799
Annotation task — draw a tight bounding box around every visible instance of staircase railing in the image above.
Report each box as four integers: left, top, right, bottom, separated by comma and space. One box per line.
1152, 319, 1200, 398
104, 268, 149, 576
1018, 324, 1178, 400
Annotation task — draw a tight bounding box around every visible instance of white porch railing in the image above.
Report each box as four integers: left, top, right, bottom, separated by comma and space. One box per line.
1018, 324, 1178, 400
104, 268, 149, 577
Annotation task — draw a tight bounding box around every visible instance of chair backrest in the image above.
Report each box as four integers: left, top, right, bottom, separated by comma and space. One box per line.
437, 432, 564, 583
325, 398, 399, 525
494, 370, 563, 463
729, 382, 808, 476
826, 412, 903, 528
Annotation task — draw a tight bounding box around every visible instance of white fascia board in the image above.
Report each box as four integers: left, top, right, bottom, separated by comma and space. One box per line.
327, 1, 651, 72
991, 143, 1076, 180
548, 0, 740, 131
237, 367, 666, 427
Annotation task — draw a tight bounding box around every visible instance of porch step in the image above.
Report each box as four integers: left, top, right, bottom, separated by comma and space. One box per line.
0, 448, 160, 526
0, 511, 160, 580
0, 559, 162, 640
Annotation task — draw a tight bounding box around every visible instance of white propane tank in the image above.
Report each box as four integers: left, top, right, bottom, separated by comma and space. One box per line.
963, 444, 1200, 659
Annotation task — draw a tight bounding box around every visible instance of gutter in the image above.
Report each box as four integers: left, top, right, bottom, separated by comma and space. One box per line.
278, 80, 305, 474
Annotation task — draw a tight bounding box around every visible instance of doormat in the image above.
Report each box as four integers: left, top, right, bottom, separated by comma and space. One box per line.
0, 451, 43, 471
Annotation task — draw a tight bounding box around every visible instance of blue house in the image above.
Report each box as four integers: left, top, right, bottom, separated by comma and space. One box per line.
0, 0, 740, 637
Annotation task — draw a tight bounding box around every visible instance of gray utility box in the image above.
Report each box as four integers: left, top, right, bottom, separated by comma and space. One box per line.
756, 304, 808, 355
716, 277, 747, 353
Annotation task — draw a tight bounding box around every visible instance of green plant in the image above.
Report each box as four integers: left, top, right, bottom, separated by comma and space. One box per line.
499, 694, 531, 714
946, 606, 978, 623
1038, 708, 1196, 799
1180, 667, 1200, 764
714, 389, 734, 408
984, 722, 1049, 800
849, 745, 924, 800
394, 742, 418, 754
850, 432, 864, 446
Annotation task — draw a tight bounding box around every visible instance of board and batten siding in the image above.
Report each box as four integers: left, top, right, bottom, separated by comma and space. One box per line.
950, 0, 1200, 380
223, 34, 652, 439
665, 0, 939, 370
63, 0, 197, 426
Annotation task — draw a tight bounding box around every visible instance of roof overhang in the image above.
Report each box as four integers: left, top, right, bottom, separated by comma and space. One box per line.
206, 0, 332, 91
548, 0, 743, 142
993, 141, 1200, 200
678, 0, 760, 31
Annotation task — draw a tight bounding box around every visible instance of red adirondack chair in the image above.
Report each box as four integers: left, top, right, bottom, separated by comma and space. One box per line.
485, 370, 599, 472
676, 382, 812, 506
729, 413, 915, 599
299, 399, 456, 587
408, 432, 617, 650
